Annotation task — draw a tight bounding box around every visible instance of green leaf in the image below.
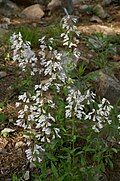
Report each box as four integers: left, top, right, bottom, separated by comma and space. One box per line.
111, 148, 118, 153
108, 159, 114, 169
51, 162, 59, 178
0, 102, 4, 108
58, 173, 69, 181
81, 156, 86, 166
75, 151, 83, 156
0, 113, 7, 122
46, 153, 57, 161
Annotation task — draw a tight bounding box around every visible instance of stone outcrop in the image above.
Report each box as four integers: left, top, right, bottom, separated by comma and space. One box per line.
93, 4, 108, 19
21, 4, 44, 20
48, 0, 74, 14
48, 0, 61, 10
89, 70, 120, 105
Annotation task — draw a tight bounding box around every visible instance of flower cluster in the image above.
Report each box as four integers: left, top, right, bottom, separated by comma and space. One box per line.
10, 32, 39, 75
86, 98, 113, 133
65, 87, 113, 133
60, 15, 81, 74
13, 34, 68, 163
38, 36, 67, 92
15, 82, 61, 163
25, 144, 45, 163
61, 15, 80, 47
61, 15, 81, 59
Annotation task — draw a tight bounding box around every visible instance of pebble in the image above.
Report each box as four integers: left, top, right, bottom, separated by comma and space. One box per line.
1, 17, 11, 24
103, 0, 112, 6
90, 15, 103, 23
0, 71, 7, 78
15, 141, 25, 148
93, 4, 108, 19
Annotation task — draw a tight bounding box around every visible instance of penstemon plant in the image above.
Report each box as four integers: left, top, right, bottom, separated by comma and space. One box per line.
10, 14, 120, 176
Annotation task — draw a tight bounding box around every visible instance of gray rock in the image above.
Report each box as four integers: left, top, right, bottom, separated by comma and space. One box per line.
1, 17, 11, 24
93, 4, 108, 19
21, 4, 44, 20
10, 0, 47, 6
5, 0, 19, 10
73, 0, 81, 5
0, 0, 19, 10
0, 23, 8, 29
90, 15, 103, 23
91, 70, 120, 104
48, 0, 74, 14
0, 0, 20, 17
80, 4, 93, 11
111, 62, 120, 82
0, 71, 7, 78
47, 0, 62, 10
103, 0, 112, 6
33, 0, 48, 5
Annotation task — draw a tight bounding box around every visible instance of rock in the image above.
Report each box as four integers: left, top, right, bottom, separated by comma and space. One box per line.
15, 141, 25, 148
47, 0, 61, 10
11, 0, 46, 6
48, 0, 74, 14
11, 0, 33, 6
1, 17, 11, 24
0, 71, 7, 78
90, 15, 103, 23
80, 4, 93, 11
93, 4, 108, 19
0, 23, 8, 29
0, 0, 20, 17
103, 0, 112, 6
73, 0, 82, 6
21, 4, 44, 20
91, 70, 120, 104
111, 62, 120, 82
4, 0, 19, 10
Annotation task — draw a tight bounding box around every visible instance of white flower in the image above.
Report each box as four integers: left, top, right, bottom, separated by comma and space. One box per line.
54, 128, 61, 138
41, 137, 45, 142
92, 125, 99, 133
25, 148, 33, 162
48, 113, 55, 122
42, 127, 51, 135
24, 105, 29, 112
18, 92, 27, 102
69, 42, 77, 48
65, 109, 72, 118
16, 102, 21, 107
46, 138, 50, 143
63, 41, 69, 46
